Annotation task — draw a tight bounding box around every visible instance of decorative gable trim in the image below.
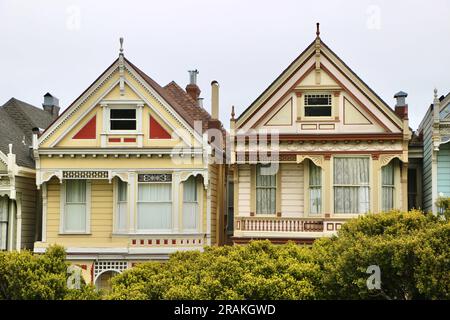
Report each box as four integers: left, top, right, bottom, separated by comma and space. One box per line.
149, 115, 171, 139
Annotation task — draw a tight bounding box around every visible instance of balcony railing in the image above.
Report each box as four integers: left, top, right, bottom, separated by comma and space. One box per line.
235, 216, 324, 233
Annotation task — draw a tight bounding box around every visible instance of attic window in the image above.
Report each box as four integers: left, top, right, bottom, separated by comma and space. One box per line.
304, 94, 332, 117
110, 109, 136, 130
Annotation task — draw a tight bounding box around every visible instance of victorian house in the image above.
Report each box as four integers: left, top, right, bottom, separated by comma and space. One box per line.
229, 25, 411, 244
414, 89, 450, 214
0, 97, 56, 251
32, 41, 226, 286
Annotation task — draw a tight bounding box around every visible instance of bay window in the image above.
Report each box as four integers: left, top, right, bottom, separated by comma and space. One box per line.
63, 180, 88, 233
381, 161, 395, 211
137, 181, 172, 231
182, 176, 199, 231
334, 157, 370, 214
256, 164, 276, 215
116, 179, 128, 232
309, 161, 322, 214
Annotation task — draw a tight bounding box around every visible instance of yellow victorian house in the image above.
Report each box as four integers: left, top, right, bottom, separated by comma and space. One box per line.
229, 24, 411, 244
32, 40, 226, 286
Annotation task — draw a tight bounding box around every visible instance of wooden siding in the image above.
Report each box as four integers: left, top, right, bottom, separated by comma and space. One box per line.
437, 143, 450, 196
237, 165, 251, 217
15, 176, 38, 249
280, 163, 304, 217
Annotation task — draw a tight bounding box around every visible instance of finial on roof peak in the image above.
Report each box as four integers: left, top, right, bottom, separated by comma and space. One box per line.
316, 22, 320, 37
434, 88, 438, 99
119, 37, 124, 55
231, 105, 235, 120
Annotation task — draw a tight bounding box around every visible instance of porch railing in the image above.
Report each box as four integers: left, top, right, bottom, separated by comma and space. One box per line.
235, 216, 324, 232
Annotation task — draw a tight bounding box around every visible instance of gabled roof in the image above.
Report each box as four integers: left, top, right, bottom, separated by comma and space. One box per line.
0, 98, 54, 168
41, 57, 224, 144
236, 38, 403, 130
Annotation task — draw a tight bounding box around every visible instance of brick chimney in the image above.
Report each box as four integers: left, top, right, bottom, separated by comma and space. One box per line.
186, 70, 201, 103
43, 92, 60, 120
394, 91, 408, 120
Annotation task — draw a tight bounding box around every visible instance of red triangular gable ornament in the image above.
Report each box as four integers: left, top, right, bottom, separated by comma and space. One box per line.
149, 115, 171, 139
73, 115, 96, 139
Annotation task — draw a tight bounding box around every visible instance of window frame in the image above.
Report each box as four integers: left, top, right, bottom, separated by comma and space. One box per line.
0, 197, 8, 251
381, 161, 395, 212
114, 178, 128, 233
333, 156, 371, 215
255, 164, 277, 215
182, 176, 200, 232
308, 160, 322, 215
303, 93, 333, 118
103, 104, 142, 135
60, 179, 91, 234
136, 180, 173, 233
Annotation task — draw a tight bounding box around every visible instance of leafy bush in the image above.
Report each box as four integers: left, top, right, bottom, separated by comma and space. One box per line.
312, 210, 450, 299
0, 245, 100, 300
107, 241, 321, 300
436, 196, 450, 220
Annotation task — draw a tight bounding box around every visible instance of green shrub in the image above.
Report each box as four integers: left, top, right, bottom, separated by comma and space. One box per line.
107, 241, 321, 300
312, 210, 449, 299
0, 245, 101, 300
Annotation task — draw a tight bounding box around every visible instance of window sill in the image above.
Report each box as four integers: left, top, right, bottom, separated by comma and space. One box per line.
58, 232, 91, 235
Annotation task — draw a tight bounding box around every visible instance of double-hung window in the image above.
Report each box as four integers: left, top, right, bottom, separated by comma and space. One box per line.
309, 161, 322, 214
63, 180, 88, 233
256, 164, 277, 215
137, 179, 172, 231
116, 179, 128, 232
182, 176, 199, 231
304, 94, 332, 117
334, 157, 370, 214
0, 197, 8, 250
110, 109, 136, 131
381, 161, 395, 211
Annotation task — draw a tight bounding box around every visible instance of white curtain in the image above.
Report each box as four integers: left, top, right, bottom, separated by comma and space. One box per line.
382, 161, 395, 211
137, 183, 172, 230
0, 197, 8, 250
334, 158, 370, 214
256, 165, 276, 215
309, 161, 322, 214
183, 176, 198, 231
116, 179, 128, 232
64, 180, 87, 232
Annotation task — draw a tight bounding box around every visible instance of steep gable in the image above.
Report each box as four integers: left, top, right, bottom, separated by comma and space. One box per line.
236, 33, 403, 135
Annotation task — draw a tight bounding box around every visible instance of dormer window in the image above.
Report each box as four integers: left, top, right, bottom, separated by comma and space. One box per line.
304, 94, 332, 117
110, 109, 136, 130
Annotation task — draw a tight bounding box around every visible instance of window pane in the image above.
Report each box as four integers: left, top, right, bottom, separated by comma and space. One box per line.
0, 223, 7, 250
256, 165, 276, 215
304, 106, 332, 117
309, 162, 322, 186
110, 109, 136, 119
65, 204, 86, 231
137, 203, 172, 230
183, 203, 198, 230
117, 202, 127, 231
183, 176, 197, 202
137, 183, 172, 230
138, 184, 171, 201
310, 187, 322, 214
118, 180, 127, 202
334, 158, 369, 185
66, 180, 86, 203
110, 120, 136, 130
382, 162, 394, 185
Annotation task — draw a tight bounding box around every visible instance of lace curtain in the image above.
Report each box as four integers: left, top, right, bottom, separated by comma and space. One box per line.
65, 179, 87, 232
309, 161, 322, 214
256, 164, 276, 214
137, 183, 172, 230
334, 157, 370, 214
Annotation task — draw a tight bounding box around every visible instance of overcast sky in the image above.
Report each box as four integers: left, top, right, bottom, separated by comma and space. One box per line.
1, 0, 449, 131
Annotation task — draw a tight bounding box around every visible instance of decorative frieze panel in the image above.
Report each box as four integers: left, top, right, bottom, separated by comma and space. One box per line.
63, 171, 109, 179
138, 173, 172, 183
236, 141, 403, 153
131, 236, 204, 247
0, 178, 10, 187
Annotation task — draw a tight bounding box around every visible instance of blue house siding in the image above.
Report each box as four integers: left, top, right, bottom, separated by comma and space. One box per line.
437, 143, 450, 197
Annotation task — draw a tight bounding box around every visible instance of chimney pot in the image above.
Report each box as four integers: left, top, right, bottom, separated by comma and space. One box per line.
43, 92, 60, 119
186, 70, 201, 103
394, 91, 408, 120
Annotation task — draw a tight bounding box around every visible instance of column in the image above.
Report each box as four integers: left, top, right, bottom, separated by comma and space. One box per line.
372, 156, 380, 214
322, 156, 332, 217
128, 172, 136, 233
172, 172, 181, 233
